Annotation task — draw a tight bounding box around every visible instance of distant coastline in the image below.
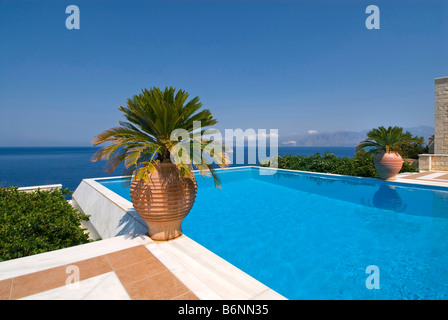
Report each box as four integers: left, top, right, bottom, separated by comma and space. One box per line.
278, 126, 434, 147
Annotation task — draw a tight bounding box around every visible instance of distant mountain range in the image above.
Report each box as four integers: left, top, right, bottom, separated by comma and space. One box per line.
279, 126, 434, 147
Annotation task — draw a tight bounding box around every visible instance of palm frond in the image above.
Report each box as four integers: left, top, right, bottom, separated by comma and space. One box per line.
92, 86, 229, 187
358, 126, 425, 155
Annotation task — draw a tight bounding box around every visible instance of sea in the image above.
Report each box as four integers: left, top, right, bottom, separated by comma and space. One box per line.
0, 146, 355, 193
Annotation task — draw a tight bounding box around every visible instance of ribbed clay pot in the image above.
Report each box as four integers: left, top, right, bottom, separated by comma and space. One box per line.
130, 163, 197, 241
374, 151, 403, 181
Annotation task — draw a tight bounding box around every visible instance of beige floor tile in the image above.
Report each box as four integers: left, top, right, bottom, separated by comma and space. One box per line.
70, 255, 112, 281
20, 272, 131, 300
124, 270, 190, 300
106, 245, 154, 270
10, 265, 67, 300
114, 257, 167, 286
0, 278, 12, 300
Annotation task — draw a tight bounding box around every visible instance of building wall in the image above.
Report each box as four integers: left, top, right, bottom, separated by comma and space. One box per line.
434, 77, 448, 154
419, 76, 448, 171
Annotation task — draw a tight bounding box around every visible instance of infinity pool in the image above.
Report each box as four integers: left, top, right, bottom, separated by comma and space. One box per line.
97, 167, 448, 300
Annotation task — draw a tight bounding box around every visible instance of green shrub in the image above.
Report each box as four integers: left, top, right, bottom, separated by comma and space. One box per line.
401, 161, 420, 173
0, 187, 91, 262
262, 150, 419, 177
399, 137, 428, 159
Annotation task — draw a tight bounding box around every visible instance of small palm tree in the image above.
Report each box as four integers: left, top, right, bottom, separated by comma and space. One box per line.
357, 126, 423, 180
357, 126, 424, 155
91, 86, 229, 185
91, 86, 229, 240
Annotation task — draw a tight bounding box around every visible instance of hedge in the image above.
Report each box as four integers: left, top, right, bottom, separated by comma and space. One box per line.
0, 187, 92, 262
261, 150, 419, 177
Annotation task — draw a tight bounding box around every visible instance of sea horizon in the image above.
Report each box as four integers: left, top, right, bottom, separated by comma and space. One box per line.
0, 145, 358, 148
0, 146, 356, 193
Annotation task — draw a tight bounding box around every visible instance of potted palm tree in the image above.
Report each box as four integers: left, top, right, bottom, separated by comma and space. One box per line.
91, 87, 229, 240
357, 126, 423, 181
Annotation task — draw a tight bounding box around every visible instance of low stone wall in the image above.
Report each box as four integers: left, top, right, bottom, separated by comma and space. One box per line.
17, 184, 62, 193
418, 154, 448, 171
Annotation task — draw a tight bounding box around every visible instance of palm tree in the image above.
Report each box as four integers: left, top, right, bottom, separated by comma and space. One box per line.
91, 86, 229, 240
357, 126, 423, 180
357, 126, 424, 154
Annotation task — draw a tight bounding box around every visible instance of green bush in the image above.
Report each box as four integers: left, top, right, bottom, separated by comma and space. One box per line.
399, 136, 428, 159
0, 187, 91, 262
262, 150, 419, 177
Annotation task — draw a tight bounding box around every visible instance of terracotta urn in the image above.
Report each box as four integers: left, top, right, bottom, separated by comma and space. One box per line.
373, 151, 403, 181
130, 162, 197, 241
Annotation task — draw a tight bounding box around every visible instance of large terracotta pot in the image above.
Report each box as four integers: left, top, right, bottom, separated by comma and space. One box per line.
374, 151, 403, 181
130, 162, 197, 241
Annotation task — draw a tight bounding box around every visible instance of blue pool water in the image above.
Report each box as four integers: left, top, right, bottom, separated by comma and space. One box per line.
97, 167, 448, 300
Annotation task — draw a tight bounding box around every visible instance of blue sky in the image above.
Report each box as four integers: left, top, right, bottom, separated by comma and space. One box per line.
0, 0, 447, 146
